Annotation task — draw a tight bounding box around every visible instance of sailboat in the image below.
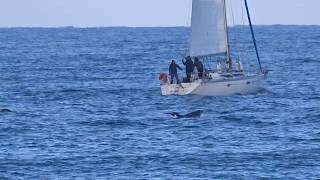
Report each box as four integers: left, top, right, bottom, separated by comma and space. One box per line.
160, 0, 268, 96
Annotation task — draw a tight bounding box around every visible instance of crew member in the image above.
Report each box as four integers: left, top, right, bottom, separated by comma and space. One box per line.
182, 56, 194, 82
169, 60, 182, 84
194, 57, 204, 79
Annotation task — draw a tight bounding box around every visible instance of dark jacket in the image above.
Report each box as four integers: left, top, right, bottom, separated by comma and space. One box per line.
194, 59, 204, 72
169, 62, 182, 75
183, 57, 194, 73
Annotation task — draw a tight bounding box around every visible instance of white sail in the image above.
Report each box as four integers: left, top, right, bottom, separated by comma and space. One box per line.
189, 0, 227, 57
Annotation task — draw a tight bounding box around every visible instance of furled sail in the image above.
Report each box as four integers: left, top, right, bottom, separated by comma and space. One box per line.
189, 0, 228, 57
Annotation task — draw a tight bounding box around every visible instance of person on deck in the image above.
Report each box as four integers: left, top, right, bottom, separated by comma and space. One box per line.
169, 60, 182, 84
182, 56, 194, 83
194, 57, 204, 79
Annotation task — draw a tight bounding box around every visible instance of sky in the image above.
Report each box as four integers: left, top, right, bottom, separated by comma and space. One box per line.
0, 0, 319, 27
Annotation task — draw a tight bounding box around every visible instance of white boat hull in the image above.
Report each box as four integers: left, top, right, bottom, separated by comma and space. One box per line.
161, 80, 202, 96
161, 73, 267, 96
192, 74, 266, 96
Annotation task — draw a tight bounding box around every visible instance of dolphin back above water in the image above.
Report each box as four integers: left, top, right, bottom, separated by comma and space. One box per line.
166, 110, 203, 119
0, 109, 12, 113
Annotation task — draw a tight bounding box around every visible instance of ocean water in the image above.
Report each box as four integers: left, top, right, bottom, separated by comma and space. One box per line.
0, 26, 319, 179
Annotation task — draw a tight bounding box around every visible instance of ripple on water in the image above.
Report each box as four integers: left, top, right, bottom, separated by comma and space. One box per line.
0, 26, 319, 179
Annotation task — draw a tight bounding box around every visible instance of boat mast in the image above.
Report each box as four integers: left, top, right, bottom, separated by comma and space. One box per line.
223, 0, 232, 69
244, 0, 262, 72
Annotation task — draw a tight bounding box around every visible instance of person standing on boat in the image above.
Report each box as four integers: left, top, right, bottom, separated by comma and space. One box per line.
182, 56, 194, 83
194, 57, 204, 79
169, 60, 183, 84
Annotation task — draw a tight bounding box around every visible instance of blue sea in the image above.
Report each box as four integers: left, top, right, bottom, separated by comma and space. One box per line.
0, 26, 319, 179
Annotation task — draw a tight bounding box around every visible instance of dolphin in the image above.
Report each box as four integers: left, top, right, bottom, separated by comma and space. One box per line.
0, 109, 12, 113
166, 110, 203, 119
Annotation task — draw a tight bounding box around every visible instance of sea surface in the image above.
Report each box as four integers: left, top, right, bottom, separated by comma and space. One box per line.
0, 26, 319, 179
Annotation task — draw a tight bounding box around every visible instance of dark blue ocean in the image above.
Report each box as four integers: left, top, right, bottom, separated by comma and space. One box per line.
0, 26, 319, 179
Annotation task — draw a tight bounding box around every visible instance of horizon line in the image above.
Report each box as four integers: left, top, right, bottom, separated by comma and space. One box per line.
0, 24, 320, 29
